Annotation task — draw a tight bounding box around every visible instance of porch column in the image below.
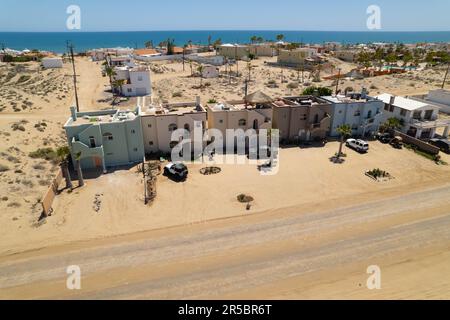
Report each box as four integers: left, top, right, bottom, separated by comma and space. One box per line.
444, 126, 450, 139
415, 128, 423, 139
102, 157, 107, 174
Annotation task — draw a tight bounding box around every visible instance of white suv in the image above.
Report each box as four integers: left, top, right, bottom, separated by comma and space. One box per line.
346, 139, 369, 153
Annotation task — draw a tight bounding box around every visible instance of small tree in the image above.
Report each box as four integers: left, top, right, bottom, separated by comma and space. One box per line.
197, 64, 204, 87
104, 66, 116, 93
57, 146, 73, 190
75, 151, 85, 187
336, 124, 352, 159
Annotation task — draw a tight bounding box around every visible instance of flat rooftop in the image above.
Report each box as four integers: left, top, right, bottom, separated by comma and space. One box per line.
376, 93, 434, 111
141, 104, 205, 116
209, 102, 271, 112
322, 93, 376, 104
65, 108, 139, 127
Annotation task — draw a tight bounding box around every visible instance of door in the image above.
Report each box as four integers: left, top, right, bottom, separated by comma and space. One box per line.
93, 157, 102, 169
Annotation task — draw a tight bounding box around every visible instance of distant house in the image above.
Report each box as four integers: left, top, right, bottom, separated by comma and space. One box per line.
277, 48, 319, 67
217, 44, 250, 60
377, 93, 450, 139
113, 66, 152, 97
64, 107, 145, 172
202, 65, 219, 78
42, 57, 63, 69
109, 56, 135, 67
335, 50, 358, 62
133, 48, 162, 58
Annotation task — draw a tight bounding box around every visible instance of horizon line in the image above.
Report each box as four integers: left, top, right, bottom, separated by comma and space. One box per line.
2, 29, 450, 33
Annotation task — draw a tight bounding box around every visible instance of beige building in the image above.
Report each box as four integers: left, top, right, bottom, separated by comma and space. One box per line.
207, 101, 273, 146
140, 99, 207, 154
218, 43, 277, 60
271, 96, 332, 142
277, 48, 319, 66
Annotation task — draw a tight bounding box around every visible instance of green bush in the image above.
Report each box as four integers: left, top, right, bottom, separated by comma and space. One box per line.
29, 148, 58, 162
302, 86, 332, 96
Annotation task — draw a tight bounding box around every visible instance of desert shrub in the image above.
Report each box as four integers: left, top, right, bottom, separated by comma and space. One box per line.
28, 148, 58, 162
11, 123, 25, 131
207, 99, 217, 104
237, 194, 254, 203
0, 164, 9, 172
172, 91, 183, 98
302, 86, 332, 96
17, 75, 31, 83
287, 82, 299, 89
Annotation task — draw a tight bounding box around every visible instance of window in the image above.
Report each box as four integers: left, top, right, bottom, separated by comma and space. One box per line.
253, 119, 259, 130
147, 124, 152, 128
219, 119, 224, 124
89, 136, 96, 148
149, 141, 154, 146
352, 124, 358, 130
384, 104, 389, 111
238, 119, 247, 126
354, 110, 361, 117
103, 132, 113, 141
400, 109, 407, 117
184, 124, 190, 132
367, 110, 372, 119
131, 129, 136, 134
127, 88, 132, 93
413, 111, 421, 120
389, 105, 395, 112
134, 148, 138, 152
168, 123, 178, 132
300, 114, 307, 121
314, 114, 319, 124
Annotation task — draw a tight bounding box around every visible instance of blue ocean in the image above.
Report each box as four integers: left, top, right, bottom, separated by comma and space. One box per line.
1, 31, 450, 53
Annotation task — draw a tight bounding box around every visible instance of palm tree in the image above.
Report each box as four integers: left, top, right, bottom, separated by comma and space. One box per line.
104, 65, 116, 93
383, 117, 403, 133
250, 36, 258, 44
336, 124, 352, 159
57, 146, 73, 190
74, 151, 84, 187
112, 79, 126, 97
247, 61, 253, 82
276, 34, 285, 42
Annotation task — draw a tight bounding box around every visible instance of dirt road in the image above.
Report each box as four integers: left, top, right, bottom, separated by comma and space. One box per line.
1, 184, 450, 299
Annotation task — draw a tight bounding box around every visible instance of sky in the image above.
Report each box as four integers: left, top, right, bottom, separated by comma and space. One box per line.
0, 0, 449, 32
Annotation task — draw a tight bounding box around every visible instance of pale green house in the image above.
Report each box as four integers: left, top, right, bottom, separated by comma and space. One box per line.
64, 106, 145, 172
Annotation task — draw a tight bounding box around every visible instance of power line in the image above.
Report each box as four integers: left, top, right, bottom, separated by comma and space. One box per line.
69, 43, 80, 112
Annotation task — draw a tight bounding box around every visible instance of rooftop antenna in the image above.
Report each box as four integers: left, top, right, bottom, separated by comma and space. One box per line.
69, 43, 80, 112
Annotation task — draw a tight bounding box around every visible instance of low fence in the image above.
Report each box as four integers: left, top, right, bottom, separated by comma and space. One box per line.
394, 131, 440, 155
41, 168, 63, 216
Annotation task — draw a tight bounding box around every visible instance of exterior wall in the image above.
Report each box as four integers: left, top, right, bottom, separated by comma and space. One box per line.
330, 100, 384, 137
141, 112, 207, 154
249, 45, 276, 57
117, 69, 152, 97
218, 46, 250, 60
278, 49, 317, 66
202, 66, 219, 78
272, 103, 332, 141
335, 50, 357, 62
42, 58, 63, 68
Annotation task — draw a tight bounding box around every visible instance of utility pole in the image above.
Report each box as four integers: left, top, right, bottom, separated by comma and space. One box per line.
69, 44, 80, 112
335, 68, 341, 95
182, 45, 186, 72
442, 62, 449, 89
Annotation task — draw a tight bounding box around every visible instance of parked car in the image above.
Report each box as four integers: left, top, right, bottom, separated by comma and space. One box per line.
389, 136, 404, 149
429, 139, 450, 154
164, 162, 188, 180
346, 139, 369, 153
376, 132, 392, 144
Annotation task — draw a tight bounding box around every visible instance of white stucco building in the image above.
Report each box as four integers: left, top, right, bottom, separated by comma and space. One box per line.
377, 93, 450, 139
113, 66, 152, 97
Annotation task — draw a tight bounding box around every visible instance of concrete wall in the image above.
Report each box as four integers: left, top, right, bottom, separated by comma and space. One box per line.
42, 58, 63, 68
427, 89, 450, 114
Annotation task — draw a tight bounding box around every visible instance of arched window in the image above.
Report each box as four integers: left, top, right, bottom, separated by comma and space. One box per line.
102, 132, 113, 141
168, 123, 178, 132
184, 124, 190, 132
238, 119, 247, 126
367, 110, 373, 119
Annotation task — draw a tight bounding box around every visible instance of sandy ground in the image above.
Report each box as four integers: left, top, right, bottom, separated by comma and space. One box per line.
1, 55, 450, 299
1, 182, 450, 299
